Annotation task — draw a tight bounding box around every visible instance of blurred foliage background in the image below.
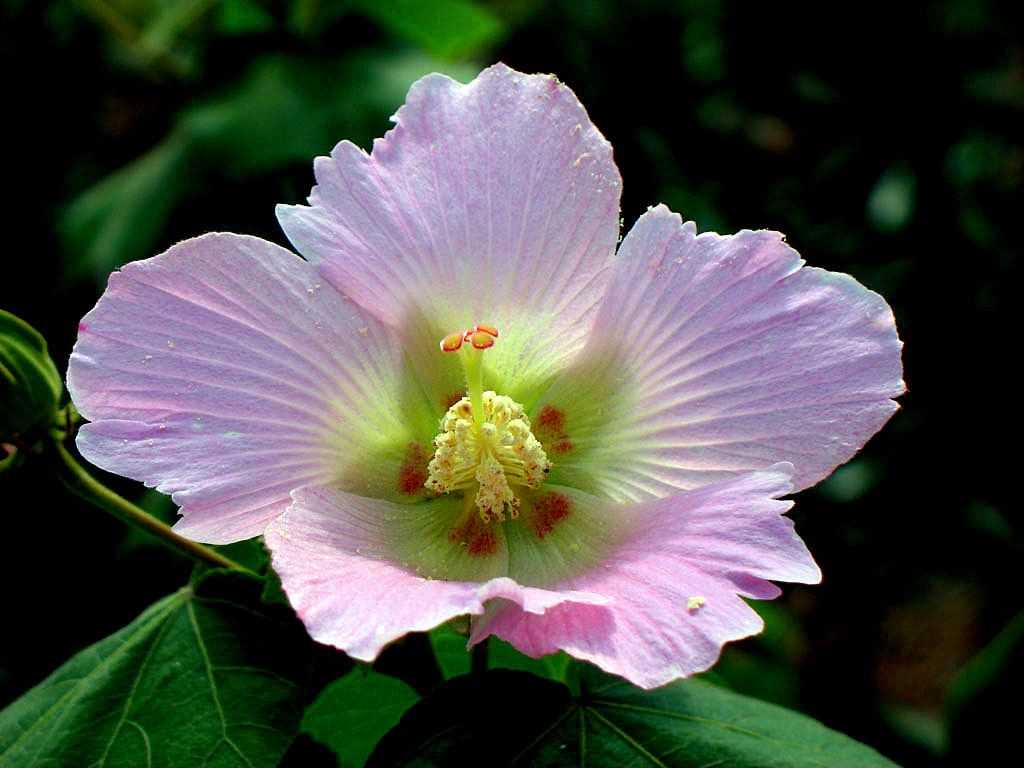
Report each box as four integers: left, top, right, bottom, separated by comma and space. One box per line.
1, 0, 1020, 765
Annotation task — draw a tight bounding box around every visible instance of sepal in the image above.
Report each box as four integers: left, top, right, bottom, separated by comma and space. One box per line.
0, 310, 63, 443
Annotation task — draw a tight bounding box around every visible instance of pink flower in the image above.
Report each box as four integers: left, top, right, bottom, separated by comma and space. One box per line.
68, 64, 904, 689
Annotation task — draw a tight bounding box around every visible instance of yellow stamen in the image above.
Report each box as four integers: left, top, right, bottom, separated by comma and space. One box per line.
429, 326, 551, 523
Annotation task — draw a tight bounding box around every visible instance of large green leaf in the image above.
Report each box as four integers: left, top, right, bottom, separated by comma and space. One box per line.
367, 667, 902, 767
301, 668, 420, 767
0, 570, 313, 768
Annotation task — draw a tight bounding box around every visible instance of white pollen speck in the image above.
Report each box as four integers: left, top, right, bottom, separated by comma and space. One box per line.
158, 424, 167, 430
147, 440, 154, 447
358, 327, 368, 336
687, 596, 707, 613
166, 340, 175, 349
143, 355, 152, 363
572, 152, 591, 167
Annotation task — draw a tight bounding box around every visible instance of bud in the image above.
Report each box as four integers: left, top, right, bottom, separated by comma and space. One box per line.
0, 310, 63, 442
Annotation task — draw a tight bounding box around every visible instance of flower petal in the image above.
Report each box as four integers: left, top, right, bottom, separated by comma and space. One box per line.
276, 63, 622, 413
534, 205, 905, 499
266, 485, 607, 661
68, 233, 438, 543
470, 464, 820, 689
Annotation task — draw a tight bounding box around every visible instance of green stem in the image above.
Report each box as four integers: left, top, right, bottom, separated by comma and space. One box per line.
52, 439, 249, 572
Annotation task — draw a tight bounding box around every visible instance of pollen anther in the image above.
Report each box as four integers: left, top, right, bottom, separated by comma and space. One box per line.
440, 332, 464, 352
469, 330, 495, 349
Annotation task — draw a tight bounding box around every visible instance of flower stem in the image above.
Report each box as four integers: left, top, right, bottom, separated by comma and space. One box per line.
471, 636, 489, 674
51, 439, 249, 572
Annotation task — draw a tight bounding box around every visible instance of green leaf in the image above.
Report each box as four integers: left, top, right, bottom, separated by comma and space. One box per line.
302, 668, 420, 767
488, 637, 573, 682
945, 608, 1024, 762
367, 667, 902, 767
0, 569, 313, 768
216, 0, 276, 35
60, 135, 192, 282
428, 624, 572, 683
428, 623, 473, 680
350, 0, 504, 59
0, 310, 63, 441
60, 50, 481, 279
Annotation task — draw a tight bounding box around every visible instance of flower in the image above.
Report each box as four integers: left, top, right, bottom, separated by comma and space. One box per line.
67, 64, 904, 689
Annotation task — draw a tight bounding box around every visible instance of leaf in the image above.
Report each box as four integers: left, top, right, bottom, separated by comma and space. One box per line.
428, 623, 473, 680
0, 569, 313, 768
216, 0, 276, 35
488, 637, 573, 683
350, 0, 504, 59
302, 669, 420, 767
367, 668, 902, 767
945, 608, 1024, 762
0, 310, 63, 440
60, 135, 192, 282
60, 50, 482, 280
428, 624, 572, 683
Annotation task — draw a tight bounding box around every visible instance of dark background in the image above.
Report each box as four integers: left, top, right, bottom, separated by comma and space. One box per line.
2, 1, 1020, 765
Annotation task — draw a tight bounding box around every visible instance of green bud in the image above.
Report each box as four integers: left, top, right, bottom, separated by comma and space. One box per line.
0, 309, 63, 441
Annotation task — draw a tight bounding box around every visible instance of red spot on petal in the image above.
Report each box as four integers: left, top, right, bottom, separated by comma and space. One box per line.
448, 518, 498, 556
535, 405, 572, 455
398, 442, 429, 495
78, 322, 87, 331
536, 405, 565, 432
532, 492, 571, 539
467, 528, 498, 556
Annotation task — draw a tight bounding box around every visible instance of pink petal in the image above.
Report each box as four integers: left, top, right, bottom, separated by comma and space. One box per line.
535, 205, 905, 499
470, 464, 820, 690
276, 63, 622, 411
68, 233, 435, 543
266, 485, 607, 661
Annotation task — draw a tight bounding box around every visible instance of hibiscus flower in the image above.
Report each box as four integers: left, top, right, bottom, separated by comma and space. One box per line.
67, 64, 904, 689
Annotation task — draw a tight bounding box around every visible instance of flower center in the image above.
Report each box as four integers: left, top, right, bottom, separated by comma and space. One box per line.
425, 325, 551, 523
